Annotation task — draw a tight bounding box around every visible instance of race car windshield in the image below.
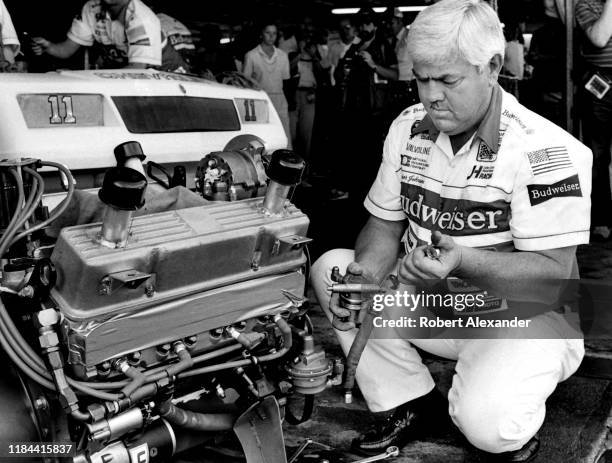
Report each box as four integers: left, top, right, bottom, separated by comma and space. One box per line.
112, 96, 241, 133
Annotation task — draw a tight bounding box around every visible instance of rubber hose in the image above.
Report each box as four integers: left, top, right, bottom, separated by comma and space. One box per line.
158, 401, 235, 431
343, 308, 376, 398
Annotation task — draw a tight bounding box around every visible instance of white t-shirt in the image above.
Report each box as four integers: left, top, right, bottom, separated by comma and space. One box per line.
0, 0, 19, 56
365, 85, 592, 254
243, 45, 290, 95
68, 0, 163, 67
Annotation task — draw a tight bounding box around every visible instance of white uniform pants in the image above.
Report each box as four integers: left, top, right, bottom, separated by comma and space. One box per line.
311, 249, 585, 453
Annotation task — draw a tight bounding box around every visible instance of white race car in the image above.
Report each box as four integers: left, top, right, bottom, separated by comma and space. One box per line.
0, 69, 288, 207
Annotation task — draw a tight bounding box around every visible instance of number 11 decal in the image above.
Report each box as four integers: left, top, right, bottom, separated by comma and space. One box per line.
48, 95, 76, 124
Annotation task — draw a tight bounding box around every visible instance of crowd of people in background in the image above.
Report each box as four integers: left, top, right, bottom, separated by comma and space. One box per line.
0, 0, 610, 239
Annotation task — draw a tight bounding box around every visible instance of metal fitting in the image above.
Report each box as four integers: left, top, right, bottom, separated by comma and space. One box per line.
128, 351, 141, 365
215, 383, 226, 399
113, 359, 130, 374
38, 331, 59, 349
157, 343, 171, 357
172, 341, 186, 354
86, 407, 144, 443
144, 284, 155, 297
226, 326, 241, 341
37, 308, 60, 327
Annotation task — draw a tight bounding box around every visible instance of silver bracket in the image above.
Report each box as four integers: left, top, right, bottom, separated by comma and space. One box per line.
98, 270, 155, 296
274, 235, 312, 255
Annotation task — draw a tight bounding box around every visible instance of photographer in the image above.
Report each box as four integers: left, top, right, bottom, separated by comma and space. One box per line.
333, 8, 397, 206
576, 0, 612, 240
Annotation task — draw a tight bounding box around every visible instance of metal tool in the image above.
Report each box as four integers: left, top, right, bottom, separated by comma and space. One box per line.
424, 243, 441, 261
288, 438, 313, 463
327, 283, 385, 294
351, 446, 400, 462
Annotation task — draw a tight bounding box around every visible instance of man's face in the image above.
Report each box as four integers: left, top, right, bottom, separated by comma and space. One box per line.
359, 22, 376, 41
262, 25, 278, 46
340, 20, 355, 42
101, 0, 129, 17
391, 17, 404, 35
413, 56, 498, 135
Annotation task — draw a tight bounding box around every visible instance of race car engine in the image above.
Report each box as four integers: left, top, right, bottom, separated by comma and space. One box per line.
0, 144, 340, 463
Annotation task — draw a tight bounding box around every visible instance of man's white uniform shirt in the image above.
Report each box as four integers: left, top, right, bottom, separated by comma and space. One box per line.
68, 0, 164, 66
365, 85, 591, 258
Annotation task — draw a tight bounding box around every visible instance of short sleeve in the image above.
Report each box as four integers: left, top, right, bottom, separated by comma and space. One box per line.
575, 0, 598, 31
67, 3, 95, 47
280, 50, 290, 80
363, 119, 406, 221
124, 4, 162, 66
242, 51, 254, 77
0, 1, 19, 54
510, 140, 592, 250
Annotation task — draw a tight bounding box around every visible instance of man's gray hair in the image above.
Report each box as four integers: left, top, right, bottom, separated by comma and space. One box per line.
406, 0, 505, 69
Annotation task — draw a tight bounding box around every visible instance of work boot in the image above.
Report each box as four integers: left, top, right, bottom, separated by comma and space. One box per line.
483, 435, 540, 462
351, 388, 449, 455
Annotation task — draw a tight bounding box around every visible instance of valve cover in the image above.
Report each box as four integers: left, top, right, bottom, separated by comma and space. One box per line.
50, 198, 309, 368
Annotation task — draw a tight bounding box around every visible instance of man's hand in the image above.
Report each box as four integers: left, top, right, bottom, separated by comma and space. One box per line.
398, 231, 462, 285
359, 50, 376, 69
31, 37, 50, 56
328, 262, 374, 329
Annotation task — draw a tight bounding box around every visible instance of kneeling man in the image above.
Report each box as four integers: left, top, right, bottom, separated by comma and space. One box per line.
311, 0, 591, 460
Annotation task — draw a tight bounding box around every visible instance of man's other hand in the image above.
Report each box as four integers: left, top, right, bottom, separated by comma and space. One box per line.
31, 37, 50, 56
398, 231, 463, 285
328, 262, 374, 325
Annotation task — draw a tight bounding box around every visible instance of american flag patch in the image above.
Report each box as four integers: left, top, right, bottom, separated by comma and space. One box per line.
527, 147, 573, 176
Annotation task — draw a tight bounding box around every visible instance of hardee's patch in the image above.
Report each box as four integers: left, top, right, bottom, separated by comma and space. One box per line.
526, 174, 582, 206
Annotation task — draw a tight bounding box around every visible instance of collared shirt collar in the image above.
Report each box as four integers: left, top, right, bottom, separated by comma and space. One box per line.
473, 84, 502, 153
256, 44, 278, 60
410, 84, 503, 153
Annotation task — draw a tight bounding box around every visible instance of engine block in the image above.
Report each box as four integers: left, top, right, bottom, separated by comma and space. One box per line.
50, 198, 309, 375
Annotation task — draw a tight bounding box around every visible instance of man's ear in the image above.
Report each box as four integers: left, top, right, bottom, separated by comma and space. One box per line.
488, 54, 503, 82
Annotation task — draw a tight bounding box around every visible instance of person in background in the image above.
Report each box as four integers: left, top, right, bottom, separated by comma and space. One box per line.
502, 22, 525, 79
328, 16, 361, 86
30, 0, 188, 71
157, 12, 194, 72
332, 8, 397, 207
0, 0, 20, 67
290, 37, 320, 168
499, 21, 525, 98
243, 22, 292, 148
388, 8, 419, 115
323, 16, 362, 200
279, 25, 298, 55
576, 0, 612, 240
524, 1, 565, 125
197, 23, 236, 77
